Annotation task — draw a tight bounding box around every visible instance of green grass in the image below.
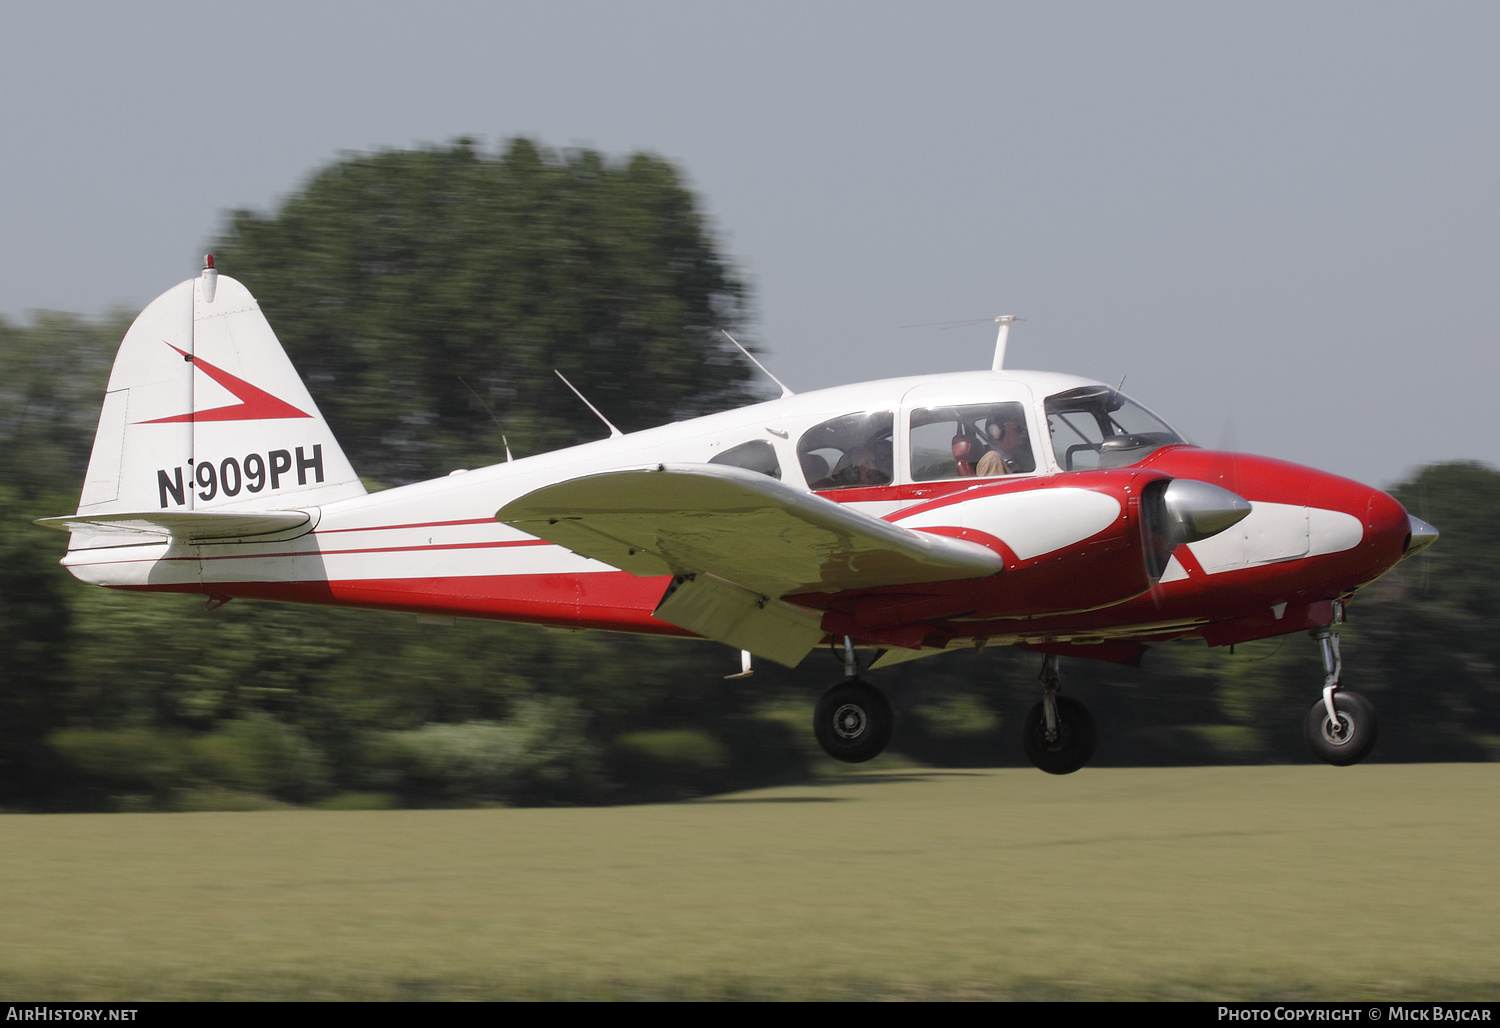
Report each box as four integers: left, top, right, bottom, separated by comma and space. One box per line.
1, 765, 1496, 1000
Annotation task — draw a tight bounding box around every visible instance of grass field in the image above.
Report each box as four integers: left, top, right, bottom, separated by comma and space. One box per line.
0, 764, 1495, 1000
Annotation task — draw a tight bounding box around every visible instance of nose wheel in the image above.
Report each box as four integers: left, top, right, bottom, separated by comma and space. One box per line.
1304, 690, 1378, 766
1304, 617, 1379, 766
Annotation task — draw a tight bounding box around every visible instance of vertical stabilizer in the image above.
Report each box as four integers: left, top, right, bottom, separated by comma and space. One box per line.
77, 265, 366, 516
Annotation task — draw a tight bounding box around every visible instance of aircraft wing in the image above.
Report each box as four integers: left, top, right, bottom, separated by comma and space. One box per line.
495, 462, 1002, 597
496, 463, 1001, 667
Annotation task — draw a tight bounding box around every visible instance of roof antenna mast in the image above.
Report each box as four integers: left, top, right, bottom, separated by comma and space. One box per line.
990, 315, 1018, 371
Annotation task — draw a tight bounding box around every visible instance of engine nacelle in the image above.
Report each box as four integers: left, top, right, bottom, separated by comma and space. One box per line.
926, 469, 1177, 618
813, 471, 1250, 646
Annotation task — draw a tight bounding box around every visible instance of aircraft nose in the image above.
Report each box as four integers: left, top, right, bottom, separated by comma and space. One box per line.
1404, 514, 1439, 557
1360, 487, 1416, 570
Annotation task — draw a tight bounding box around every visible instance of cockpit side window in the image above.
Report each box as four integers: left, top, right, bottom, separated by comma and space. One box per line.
708, 439, 782, 480
797, 411, 894, 489
910, 402, 1037, 482
1044, 386, 1185, 470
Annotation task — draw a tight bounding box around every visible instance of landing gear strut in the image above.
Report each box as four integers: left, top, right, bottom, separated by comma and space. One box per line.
1022, 654, 1097, 775
812, 637, 894, 763
1303, 614, 1378, 766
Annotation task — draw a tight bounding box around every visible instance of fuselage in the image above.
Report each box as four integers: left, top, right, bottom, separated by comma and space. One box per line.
62, 368, 1415, 661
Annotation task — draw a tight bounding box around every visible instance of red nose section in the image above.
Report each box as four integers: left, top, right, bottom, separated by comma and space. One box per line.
1364, 486, 1414, 580
1146, 447, 1415, 594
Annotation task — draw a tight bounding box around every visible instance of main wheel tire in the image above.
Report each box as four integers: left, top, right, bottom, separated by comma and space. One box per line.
1304, 691, 1378, 766
1022, 696, 1097, 775
813, 680, 894, 763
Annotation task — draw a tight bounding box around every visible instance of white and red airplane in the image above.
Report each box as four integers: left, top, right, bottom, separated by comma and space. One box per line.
44, 260, 1437, 773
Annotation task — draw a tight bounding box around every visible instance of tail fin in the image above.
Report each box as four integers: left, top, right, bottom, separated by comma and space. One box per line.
75, 261, 365, 516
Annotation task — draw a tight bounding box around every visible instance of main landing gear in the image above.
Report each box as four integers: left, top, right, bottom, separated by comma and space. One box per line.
813, 638, 894, 763
810, 642, 1102, 771
1304, 615, 1378, 766
1022, 654, 1097, 775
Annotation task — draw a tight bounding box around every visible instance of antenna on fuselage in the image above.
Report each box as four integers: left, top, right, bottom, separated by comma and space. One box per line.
458, 375, 515, 460
990, 315, 1018, 371
553, 370, 623, 438
720, 330, 794, 398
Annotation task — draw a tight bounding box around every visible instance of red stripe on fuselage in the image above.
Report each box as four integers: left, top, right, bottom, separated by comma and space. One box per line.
314, 517, 499, 534
121, 570, 690, 635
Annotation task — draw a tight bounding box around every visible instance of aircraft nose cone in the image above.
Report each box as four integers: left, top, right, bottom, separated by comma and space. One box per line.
1405, 514, 1439, 557
1162, 479, 1253, 544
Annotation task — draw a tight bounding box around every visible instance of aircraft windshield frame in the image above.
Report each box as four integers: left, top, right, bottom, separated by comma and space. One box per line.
1044, 386, 1185, 471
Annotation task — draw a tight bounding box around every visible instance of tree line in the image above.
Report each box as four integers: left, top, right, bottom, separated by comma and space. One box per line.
0, 140, 1491, 811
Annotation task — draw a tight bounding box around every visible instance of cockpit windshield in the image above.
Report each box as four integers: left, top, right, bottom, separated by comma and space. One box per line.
1044, 386, 1186, 470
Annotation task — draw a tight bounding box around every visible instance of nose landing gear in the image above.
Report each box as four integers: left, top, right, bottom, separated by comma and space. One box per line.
1304, 618, 1379, 766
1021, 654, 1097, 775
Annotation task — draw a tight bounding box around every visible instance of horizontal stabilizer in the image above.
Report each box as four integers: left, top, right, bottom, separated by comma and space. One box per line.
495, 463, 1003, 598
37, 509, 312, 544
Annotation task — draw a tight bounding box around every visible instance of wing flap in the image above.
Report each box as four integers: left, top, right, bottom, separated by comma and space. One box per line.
495, 463, 1002, 597
653, 573, 827, 667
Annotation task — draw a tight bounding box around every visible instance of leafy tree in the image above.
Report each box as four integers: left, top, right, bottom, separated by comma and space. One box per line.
214, 138, 759, 485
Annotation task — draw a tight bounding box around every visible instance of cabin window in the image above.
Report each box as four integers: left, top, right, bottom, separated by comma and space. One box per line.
1044, 386, 1185, 470
797, 412, 894, 489
708, 439, 782, 479
910, 402, 1037, 482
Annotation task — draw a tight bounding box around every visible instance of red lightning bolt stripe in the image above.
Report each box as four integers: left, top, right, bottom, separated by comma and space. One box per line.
135, 343, 312, 424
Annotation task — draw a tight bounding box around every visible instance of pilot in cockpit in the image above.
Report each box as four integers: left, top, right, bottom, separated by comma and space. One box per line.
842, 433, 893, 486
976, 413, 1034, 476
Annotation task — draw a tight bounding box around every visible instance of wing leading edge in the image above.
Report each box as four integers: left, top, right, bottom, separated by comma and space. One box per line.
495, 463, 1002, 665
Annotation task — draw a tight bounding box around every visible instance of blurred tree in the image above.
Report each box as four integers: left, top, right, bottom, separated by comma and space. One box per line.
0, 313, 124, 498
0, 488, 73, 805
1342, 462, 1500, 760
214, 138, 759, 485
0, 315, 124, 805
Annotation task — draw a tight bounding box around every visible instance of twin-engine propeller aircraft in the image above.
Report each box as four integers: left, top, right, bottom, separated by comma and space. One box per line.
44, 260, 1438, 773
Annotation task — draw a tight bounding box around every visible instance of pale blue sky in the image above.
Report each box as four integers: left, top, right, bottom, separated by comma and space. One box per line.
3, 1, 1496, 488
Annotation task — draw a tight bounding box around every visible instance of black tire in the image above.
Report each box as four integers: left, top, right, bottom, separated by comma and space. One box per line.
813, 680, 894, 763
1304, 691, 1378, 766
1022, 696, 1097, 775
